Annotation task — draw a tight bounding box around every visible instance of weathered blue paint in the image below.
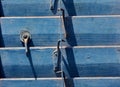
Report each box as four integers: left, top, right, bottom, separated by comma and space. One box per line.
62, 47, 120, 77
0, 0, 59, 16
0, 48, 56, 78
1, 0, 120, 16
0, 78, 63, 87
1, 16, 120, 47
1, 0, 120, 86
62, 0, 120, 16
0, 47, 120, 78
73, 77, 120, 87
1, 17, 61, 47
64, 16, 120, 46
0, 77, 120, 87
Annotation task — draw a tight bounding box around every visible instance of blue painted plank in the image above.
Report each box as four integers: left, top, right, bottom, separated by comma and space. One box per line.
0, 78, 63, 87
62, 0, 120, 16
62, 47, 120, 77
73, 77, 120, 87
1, 17, 60, 47
0, 0, 58, 16
64, 16, 120, 46
0, 48, 56, 78
0, 77, 120, 87
1, 16, 120, 46
1, 0, 120, 16
0, 47, 120, 78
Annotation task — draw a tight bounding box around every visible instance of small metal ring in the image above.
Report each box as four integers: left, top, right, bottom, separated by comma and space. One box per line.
20, 30, 31, 42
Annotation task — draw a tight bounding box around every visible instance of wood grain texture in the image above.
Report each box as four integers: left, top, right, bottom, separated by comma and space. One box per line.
0, 78, 63, 87
1, 17, 60, 47
62, 0, 120, 16
1, 0, 120, 16
1, 16, 120, 46
0, 47, 120, 78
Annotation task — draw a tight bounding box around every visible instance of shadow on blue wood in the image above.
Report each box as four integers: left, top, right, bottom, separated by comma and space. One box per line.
0, 23, 5, 47
0, 0, 4, 16
1, 17, 60, 47
0, 0, 4, 47
62, 47, 120, 77
50, 0, 59, 15
0, 48, 57, 78
0, 56, 5, 78
2, 17, 120, 47
64, 78, 75, 87
63, 48, 79, 77
26, 50, 37, 79
0, 47, 120, 78
62, 0, 76, 16
64, 16, 120, 46
64, 17, 77, 46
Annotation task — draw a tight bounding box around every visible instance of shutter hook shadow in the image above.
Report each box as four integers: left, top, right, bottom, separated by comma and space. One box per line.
0, 24, 5, 47
0, 56, 5, 78
0, 0, 4, 17
26, 50, 37, 80
62, 0, 76, 16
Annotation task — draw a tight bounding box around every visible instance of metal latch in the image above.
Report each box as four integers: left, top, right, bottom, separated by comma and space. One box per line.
20, 30, 31, 54
50, 0, 57, 10
58, 8, 67, 38
52, 39, 65, 72
53, 39, 67, 87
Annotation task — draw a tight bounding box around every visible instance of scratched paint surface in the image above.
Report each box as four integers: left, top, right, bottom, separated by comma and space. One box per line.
0, 47, 120, 78
0, 79, 63, 87
1, 0, 120, 16
1, 17, 120, 47
0, 17, 61, 47
1, 0, 120, 86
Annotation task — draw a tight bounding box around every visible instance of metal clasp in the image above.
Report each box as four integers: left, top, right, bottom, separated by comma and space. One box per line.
52, 39, 65, 72
50, 0, 57, 10
58, 8, 67, 38
20, 30, 31, 54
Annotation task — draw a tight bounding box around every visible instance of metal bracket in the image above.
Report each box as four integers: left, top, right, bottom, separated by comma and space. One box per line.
50, 0, 56, 10
52, 39, 67, 87
20, 30, 31, 54
52, 39, 65, 72
58, 8, 65, 20
58, 8, 67, 38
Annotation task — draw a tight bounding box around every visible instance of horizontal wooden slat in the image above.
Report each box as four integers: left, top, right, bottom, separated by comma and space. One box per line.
73, 77, 120, 87
62, 47, 120, 77
1, 0, 120, 16
1, 16, 120, 46
0, 77, 120, 87
64, 16, 120, 46
0, 47, 120, 78
0, 17, 60, 47
62, 0, 120, 16
0, 47, 56, 78
0, 0, 58, 16
0, 78, 63, 87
